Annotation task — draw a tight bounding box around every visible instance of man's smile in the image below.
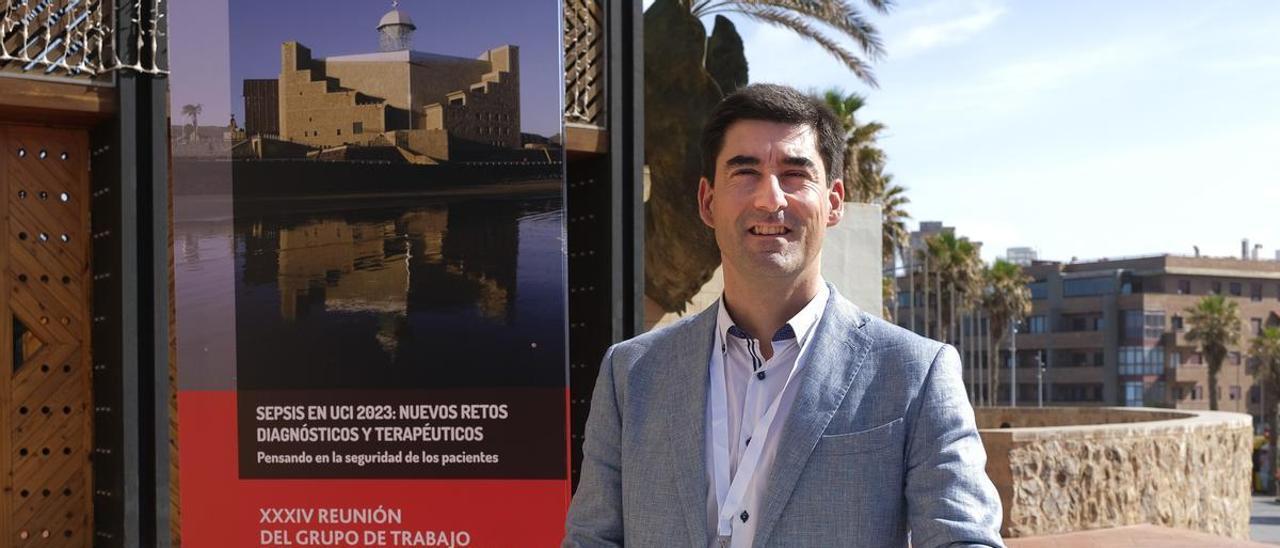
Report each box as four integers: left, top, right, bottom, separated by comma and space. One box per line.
748, 224, 791, 236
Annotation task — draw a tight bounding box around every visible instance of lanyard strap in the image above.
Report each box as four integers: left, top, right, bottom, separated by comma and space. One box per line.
708, 328, 811, 538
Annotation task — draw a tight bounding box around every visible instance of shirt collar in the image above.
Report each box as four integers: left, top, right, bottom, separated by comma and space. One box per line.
715, 281, 830, 346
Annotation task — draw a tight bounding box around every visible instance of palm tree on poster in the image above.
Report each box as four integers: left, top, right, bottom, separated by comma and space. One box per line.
981, 259, 1031, 406
181, 103, 203, 141
1185, 295, 1242, 411
1250, 326, 1280, 486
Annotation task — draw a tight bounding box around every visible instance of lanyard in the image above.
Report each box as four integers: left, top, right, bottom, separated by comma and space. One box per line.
708, 325, 812, 539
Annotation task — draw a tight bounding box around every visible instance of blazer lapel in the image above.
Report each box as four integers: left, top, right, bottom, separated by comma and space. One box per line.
660, 304, 717, 547
751, 286, 873, 547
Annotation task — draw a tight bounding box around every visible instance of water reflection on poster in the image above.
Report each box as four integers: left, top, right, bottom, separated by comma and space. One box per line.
172, 1, 567, 544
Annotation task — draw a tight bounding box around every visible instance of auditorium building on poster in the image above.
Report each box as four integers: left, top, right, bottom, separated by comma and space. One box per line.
247, 6, 521, 163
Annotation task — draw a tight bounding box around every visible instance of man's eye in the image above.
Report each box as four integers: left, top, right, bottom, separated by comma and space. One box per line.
731, 169, 759, 177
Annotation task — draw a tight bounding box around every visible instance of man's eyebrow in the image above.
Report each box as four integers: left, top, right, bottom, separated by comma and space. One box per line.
781, 156, 818, 171
724, 155, 761, 168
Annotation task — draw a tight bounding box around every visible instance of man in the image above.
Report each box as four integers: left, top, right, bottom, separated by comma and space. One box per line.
564, 84, 1003, 547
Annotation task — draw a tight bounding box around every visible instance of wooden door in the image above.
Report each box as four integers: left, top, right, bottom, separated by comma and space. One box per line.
0, 125, 93, 546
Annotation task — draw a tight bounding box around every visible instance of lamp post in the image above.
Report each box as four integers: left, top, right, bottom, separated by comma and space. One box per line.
1009, 318, 1018, 407
1036, 350, 1045, 407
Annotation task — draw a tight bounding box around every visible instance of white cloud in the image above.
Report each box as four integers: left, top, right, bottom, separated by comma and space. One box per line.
895, 2, 1006, 57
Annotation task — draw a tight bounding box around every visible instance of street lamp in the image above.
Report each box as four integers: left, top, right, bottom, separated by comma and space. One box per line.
1009, 318, 1018, 407
1036, 350, 1045, 407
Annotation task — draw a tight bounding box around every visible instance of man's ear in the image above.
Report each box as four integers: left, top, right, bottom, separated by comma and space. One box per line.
827, 179, 845, 227
698, 177, 716, 228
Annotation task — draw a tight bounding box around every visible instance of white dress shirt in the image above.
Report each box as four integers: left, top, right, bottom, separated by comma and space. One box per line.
705, 282, 829, 548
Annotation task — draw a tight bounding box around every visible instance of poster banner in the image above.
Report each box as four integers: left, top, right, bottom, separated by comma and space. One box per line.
170, 1, 568, 545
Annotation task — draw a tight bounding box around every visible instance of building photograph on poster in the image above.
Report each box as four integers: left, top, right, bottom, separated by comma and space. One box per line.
170, 0, 569, 545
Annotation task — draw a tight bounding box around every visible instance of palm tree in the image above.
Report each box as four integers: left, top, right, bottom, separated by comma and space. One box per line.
920, 233, 981, 343
1185, 295, 1242, 411
981, 259, 1031, 405
689, 0, 891, 86
875, 178, 909, 324
822, 89, 888, 202
181, 103, 202, 140
1250, 326, 1280, 485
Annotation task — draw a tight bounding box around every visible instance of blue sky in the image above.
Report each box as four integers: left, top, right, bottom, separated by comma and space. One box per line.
660, 0, 1280, 264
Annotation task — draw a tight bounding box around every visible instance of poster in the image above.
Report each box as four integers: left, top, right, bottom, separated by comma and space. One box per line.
171, 1, 568, 545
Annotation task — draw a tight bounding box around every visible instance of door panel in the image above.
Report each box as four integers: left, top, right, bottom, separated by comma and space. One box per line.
0, 125, 93, 547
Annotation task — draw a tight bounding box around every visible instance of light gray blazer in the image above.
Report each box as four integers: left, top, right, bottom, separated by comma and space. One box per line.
564, 285, 1004, 547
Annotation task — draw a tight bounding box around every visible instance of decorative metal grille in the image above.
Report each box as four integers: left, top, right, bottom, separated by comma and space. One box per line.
563, 0, 603, 126
1, 0, 168, 84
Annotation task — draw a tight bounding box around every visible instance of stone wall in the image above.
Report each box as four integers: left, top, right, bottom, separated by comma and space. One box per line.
978, 407, 1252, 539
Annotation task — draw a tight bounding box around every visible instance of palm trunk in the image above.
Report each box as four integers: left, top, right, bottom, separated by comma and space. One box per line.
922, 255, 930, 339
935, 275, 942, 342
1267, 384, 1278, 496
991, 333, 1003, 406
1209, 361, 1220, 411
967, 312, 975, 405
908, 256, 916, 333
949, 282, 957, 345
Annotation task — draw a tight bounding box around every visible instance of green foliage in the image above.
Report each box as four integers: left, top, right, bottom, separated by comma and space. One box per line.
1185, 295, 1242, 410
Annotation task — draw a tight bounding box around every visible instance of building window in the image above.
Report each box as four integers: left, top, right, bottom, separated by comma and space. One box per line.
1119, 346, 1165, 376
1252, 284, 1263, 302
1229, 385, 1241, 401
1029, 281, 1048, 300
1212, 281, 1222, 294
1171, 315, 1183, 331
1094, 352, 1104, 367
1230, 282, 1242, 296
1177, 279, 1191, 294
1173, 386, 1184, 400
1230, 351, 1241, 365
1252, 385, 1261, 404
1028, 315, 1047, 334
1064, 277, 1115, 297
337, 128, 342, 136
1171, 351, 1181, 368
353, 122, 363, 134
1253, 318, 1264, 335
1190, 352, 1203, 365
1193, 385, 1203, 400
1124, 382, 1144, 407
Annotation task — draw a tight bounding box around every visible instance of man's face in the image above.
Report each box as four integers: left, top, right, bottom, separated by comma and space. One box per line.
698, 120, 844, 282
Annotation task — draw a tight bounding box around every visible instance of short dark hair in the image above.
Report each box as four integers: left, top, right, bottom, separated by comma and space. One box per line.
700, 83, 844, 185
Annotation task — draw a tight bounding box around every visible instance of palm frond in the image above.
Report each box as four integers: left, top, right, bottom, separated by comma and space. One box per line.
702, 0, 886, 59
725, 5, 879, 85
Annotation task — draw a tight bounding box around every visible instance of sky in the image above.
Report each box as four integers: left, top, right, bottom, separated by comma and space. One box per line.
655, 0, 1280, 264
169, 0, 562, 137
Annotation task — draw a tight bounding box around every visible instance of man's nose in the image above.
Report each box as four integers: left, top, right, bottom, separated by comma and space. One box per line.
753, 174, 786, 212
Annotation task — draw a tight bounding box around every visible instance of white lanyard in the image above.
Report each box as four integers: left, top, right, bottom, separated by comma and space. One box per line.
708, 326, 812, 539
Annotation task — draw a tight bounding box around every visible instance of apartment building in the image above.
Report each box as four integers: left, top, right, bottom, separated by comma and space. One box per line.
896, 254, 1280, 426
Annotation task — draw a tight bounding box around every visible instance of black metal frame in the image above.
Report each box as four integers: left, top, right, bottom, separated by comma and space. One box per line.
88, 0, 171, 545
565, 0, 643, 490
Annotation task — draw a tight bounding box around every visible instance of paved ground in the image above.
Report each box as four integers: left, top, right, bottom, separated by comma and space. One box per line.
1009, 524, 1268, 547
1253, 495, 1280, 545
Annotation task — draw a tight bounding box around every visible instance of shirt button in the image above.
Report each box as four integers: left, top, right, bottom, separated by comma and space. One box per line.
740, 511, 750, 523
756, 371, 766, 380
